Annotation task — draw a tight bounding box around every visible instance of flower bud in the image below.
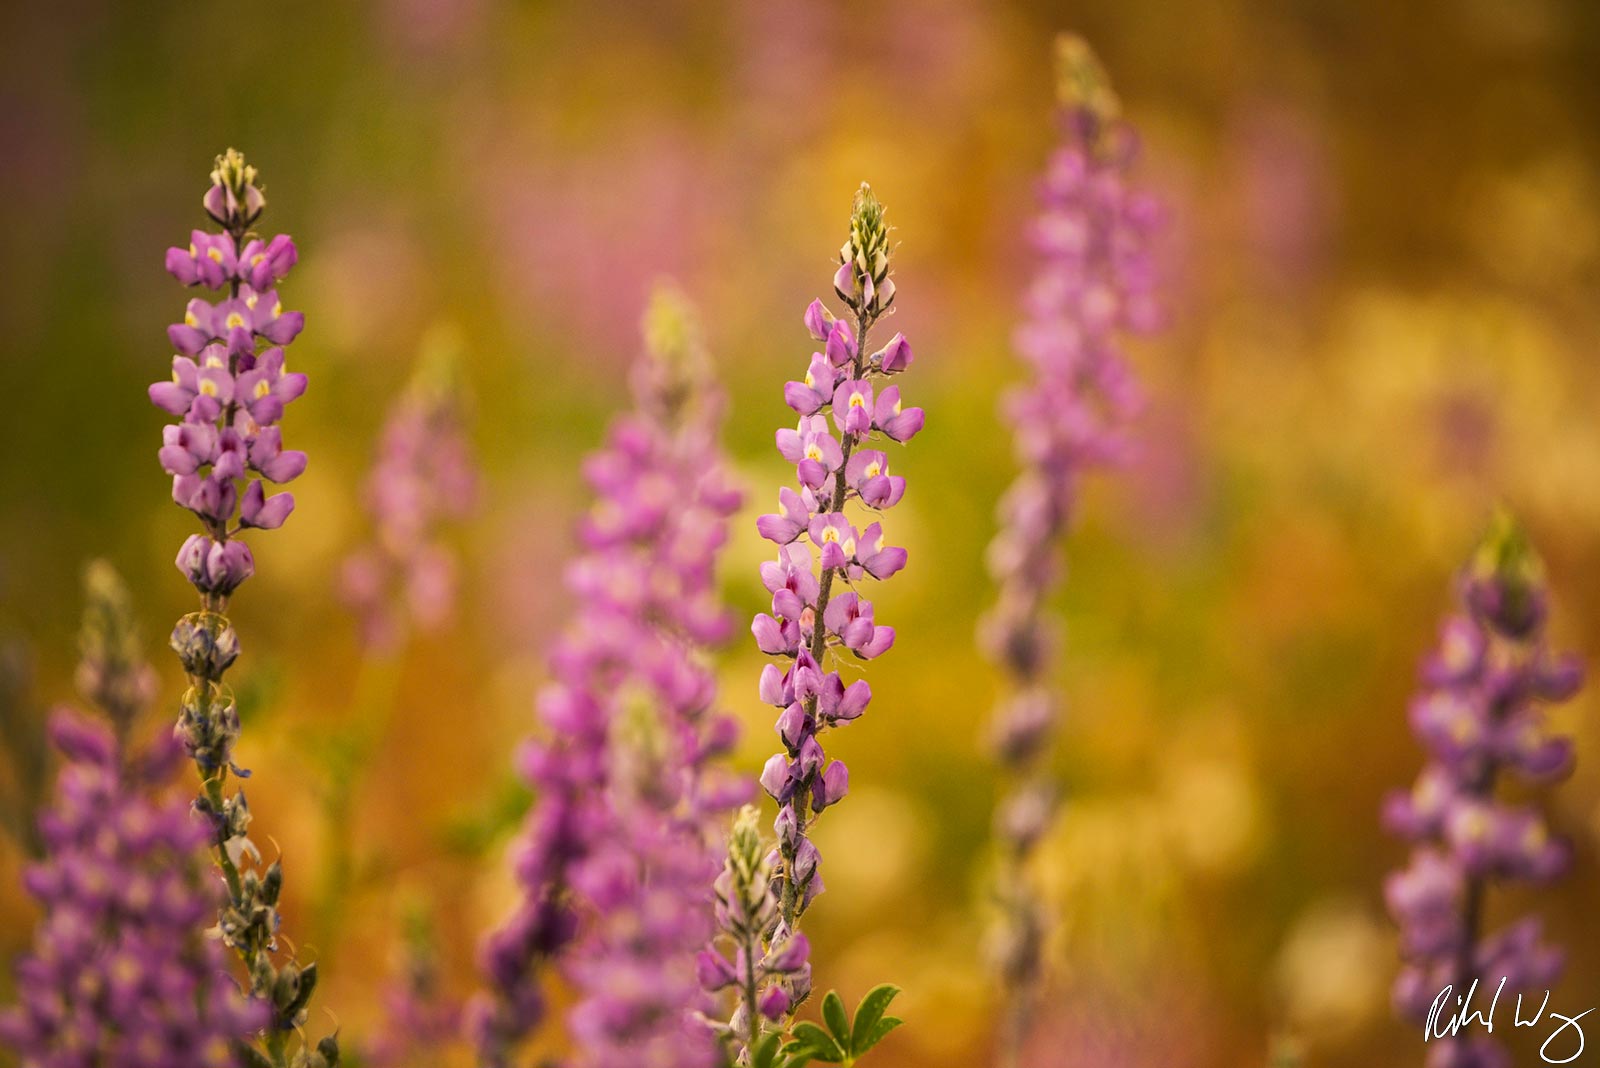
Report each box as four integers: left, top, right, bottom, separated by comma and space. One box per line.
836, 183, 895, 315
175, 535, 255, 598
761, 931, 810, 975
205, 148, 265, 228
696, 949, 737, 992
773, 805, 800, 851
758, 984, 790, 1021
262, 860, 283, 906
170, 611, 240, 679
1463, 510, 1548, 640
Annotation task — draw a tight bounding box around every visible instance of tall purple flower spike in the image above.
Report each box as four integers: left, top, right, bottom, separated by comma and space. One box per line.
710, 183, 923, 1052
1384, 513, 1583, 1068
470, 287, 744, 1068
977, 35, 1163, 1063
340, 330, 478, 652
152, 150, 337, 1068
0, 563, 267, 1066
363, 907, 461, 1068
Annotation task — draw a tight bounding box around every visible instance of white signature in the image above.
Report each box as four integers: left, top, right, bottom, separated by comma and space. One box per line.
1428, 978, 1594, 1064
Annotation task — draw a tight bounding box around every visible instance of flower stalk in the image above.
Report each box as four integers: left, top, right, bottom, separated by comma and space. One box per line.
1384, 512, 1582, 1068
978, 35, 1163, 1066
151, 149, 336, 1068
470, 286, 743, 1067
0, 563, 267, 1065
725, 183, 922, 1049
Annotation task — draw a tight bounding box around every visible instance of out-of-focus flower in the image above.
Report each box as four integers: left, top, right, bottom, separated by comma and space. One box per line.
74, 560, 158, 737
363, 903, 461, 1068
470, 286, 743, 1068
1273, 899, 1388, 1041
1384, 512, 1582, 1068
0, 564, 265, 1066
978, 33, 1163, 1060
340, 325, 479, 652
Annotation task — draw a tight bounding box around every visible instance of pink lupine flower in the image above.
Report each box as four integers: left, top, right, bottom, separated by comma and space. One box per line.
471, 288, 743, 1068
340, 336, 478, 652
709, 184, 919, 1055
151, 149, 337, 1065
978, 35, 1164, 1061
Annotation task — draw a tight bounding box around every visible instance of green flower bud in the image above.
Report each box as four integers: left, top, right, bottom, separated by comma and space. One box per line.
1054, 33, 1120, 126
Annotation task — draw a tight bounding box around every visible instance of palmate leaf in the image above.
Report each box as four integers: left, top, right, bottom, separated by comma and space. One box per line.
850, 984, 901, 1054
779, 983, 904, 1066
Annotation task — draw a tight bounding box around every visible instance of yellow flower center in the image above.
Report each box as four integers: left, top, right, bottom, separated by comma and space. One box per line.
865, 461, 882, 478
1447, 712, 1478, 745
272, 300, 283, 317
184, 310, 199, 327
206, 247, 225, 263
804, 444, 823, 462
254, 379, 271, 399
110, 955, 141, 986
225, 312, 247, 330
251, 253, 266, 266
849, 392, 866, 408
199, 379, 219, 397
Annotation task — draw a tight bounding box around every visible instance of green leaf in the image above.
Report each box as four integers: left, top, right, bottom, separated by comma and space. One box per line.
856, 1016, 903, 1054
751, 1032, 784, 1068
789, 1022, 846, 1063
822, 991, 851, 1048
778, 1039, 814, 1068
850, 984, 901, 1053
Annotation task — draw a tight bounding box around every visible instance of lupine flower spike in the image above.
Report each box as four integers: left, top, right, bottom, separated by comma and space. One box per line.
470, 286, 744, 1068
151, 150, 337, 1068
977, 35, 1163, 1065
1384, 512, 1583, 1068
362, 903, 461, 1068
340, 326, 479, 653
704, 184, 917, 1063
0, 563, 267, 1066
316, 330, 479, 959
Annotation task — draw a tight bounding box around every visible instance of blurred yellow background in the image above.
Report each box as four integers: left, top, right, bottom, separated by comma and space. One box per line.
2, 2, 1599, 1066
